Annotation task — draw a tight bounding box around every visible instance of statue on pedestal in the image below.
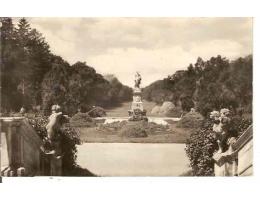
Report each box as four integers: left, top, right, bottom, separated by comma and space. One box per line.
211, 109, 238, 176
210, 109, 233, 153
128, 72, 147, 121
19, 106, 26, 115
44, 104, 65, 156
134, 72, 142, 88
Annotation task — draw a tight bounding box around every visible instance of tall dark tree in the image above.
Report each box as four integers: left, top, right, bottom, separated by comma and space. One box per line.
1, 17, 22, 111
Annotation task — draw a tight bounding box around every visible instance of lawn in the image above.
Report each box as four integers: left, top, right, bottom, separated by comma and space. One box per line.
77, 122, 196, 143
73, 100, 196, 143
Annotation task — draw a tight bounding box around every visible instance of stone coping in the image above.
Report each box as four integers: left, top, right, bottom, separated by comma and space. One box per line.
233, 125, 253, 151
0, 117, 25, 122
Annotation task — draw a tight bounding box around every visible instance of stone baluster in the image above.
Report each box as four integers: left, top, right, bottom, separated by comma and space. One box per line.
213, 144, 238, 176
1, 118, 26, 176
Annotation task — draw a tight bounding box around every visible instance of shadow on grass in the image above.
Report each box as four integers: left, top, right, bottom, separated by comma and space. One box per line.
103, 102, 125, 110
64, 165, 97, 177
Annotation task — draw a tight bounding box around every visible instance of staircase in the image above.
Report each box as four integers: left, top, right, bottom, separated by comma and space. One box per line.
0, 117, 62, 176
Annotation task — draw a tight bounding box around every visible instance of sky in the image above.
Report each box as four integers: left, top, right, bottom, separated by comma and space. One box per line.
26, 18, 252, 87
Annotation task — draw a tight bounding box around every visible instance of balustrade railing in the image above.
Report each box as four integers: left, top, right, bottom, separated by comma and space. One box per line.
0, 117, 62, 176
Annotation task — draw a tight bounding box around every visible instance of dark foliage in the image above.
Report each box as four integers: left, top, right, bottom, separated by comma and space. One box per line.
87, 106, 106, 118
60, 125, 81, 175
143, 55, 252, 118
0, 18, 132, 114
185, 120, 218, 176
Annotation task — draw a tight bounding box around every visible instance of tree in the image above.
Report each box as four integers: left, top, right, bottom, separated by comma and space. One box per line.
180, 95, 194, 112
41, 57, 70, 114
144, 55, 252, 118
1, 17, 23, 111
15, 18, 52, 106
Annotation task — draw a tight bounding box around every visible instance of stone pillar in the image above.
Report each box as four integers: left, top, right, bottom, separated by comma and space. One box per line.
214, 154, 238, 176
50, 156, 62, 176
5, 121, 24, 176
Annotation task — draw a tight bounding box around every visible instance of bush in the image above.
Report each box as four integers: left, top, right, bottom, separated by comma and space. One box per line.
118, 121, 148, 138
87, 106, 106, 118
165, 106, 183, 117
151, 105, 161, 115
177, 111, 204, 128
70, 112, 95, 127
150, 102, 183, 117
185, 120, 217, 176
60, 125, 81, 175
160, 101, 175, 114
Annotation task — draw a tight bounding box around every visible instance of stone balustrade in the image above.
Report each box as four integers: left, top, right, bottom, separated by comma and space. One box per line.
213, 125, 253, 176
0, 117, 62, 176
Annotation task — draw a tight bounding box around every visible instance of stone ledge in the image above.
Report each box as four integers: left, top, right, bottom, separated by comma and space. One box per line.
213, 150, 238, 167
233, 125, 253, 151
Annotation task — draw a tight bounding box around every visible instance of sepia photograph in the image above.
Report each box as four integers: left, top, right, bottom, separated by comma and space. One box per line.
0, 17, 253, 178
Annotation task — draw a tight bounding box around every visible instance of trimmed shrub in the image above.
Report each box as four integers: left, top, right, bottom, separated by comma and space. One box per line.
177, 111, 204, 128
160, 101, 175, 114
70, 112, 95, 127
88, 106, 106, 118
165, 106, 183, 117
151, 105, 161, 115
151, 101, 183, 117
118, 121, 148, 138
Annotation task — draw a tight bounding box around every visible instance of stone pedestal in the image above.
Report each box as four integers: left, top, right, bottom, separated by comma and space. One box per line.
128, 87, 147, 121
213, 150, 238, 176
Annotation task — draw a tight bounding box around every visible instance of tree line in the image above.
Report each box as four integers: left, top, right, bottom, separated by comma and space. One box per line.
143, 55, 252, 117
0, 17, 132, 115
